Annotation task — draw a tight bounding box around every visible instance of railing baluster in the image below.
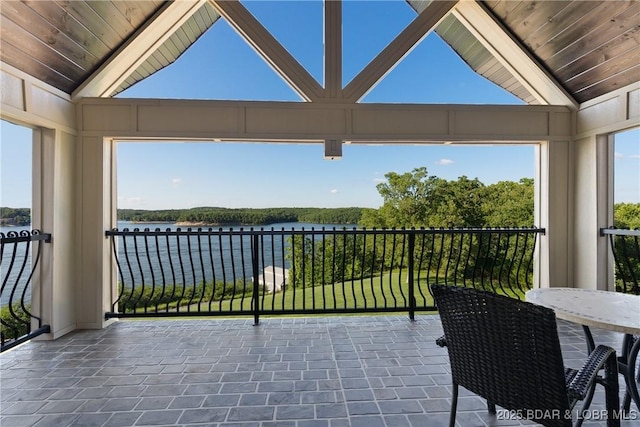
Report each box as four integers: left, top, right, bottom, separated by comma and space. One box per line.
207, 229, 216, 312
360, 231, 367, 309
351, 230, 358, 309
1, 230, 51, 352
380, 230, 388, 308
397, 232, 407, 308
252, 234, 260, 324
103, 227, 545, 319
279, 228, 287, 311
321, 228, 326, 310
220, 229, 228, 312
369, 231, 378, 311
415, 233, 427, 306
196, 230, 206, 310
331, 230, 337, 310
408, 232, 415, 321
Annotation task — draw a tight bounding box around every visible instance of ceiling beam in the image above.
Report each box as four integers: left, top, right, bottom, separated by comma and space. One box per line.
210, 0, 324, 102
72, 0, 207, 100
324, 0, 342, 99
342, 0, 457, 103
452, 1, 578, 109
78, 98, 572, 143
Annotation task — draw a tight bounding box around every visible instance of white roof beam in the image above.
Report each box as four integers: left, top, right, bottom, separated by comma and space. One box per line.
453, 1, 578, 109
324, 0, 342, 99
72, 0, 207, 100
210, 0, 324, 102
79, 98, 572, 143
343, 0, 457, 103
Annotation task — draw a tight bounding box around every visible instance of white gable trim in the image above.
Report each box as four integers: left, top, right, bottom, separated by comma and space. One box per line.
452, 1, 578, 109
72, 0, 207, 100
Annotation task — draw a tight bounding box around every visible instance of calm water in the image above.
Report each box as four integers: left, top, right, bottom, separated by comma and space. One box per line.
113, 222, 357, 288
1, 225, 36, 306
1, 222, 357, 306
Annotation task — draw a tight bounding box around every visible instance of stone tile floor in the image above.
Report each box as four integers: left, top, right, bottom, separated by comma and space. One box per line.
1, 315, 638, 427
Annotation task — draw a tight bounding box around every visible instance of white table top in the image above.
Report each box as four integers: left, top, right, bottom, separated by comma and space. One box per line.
526, 288, 640, 335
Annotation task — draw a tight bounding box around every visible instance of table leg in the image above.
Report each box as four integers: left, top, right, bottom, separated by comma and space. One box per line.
582, 325, 596, 353
619, 334, 639, 412
575, 326, 598, 427
581, 327, 639, 414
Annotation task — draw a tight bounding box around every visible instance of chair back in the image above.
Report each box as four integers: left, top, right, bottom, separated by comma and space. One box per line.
432, 285, 572, 425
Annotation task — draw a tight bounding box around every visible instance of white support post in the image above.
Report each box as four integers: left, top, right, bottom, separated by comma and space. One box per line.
535, 140, 572, 289
75, 136, 118, 329
31, 128, 78, 338
572, 134, 615, 290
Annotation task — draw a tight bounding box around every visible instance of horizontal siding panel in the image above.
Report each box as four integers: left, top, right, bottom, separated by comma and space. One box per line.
455, 110, 549, 137
138, 105, 241, 133
352, 109, 448, 136
246, 107, 346, 135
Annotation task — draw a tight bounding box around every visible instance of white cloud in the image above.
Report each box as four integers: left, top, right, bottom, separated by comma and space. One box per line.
171, 178, 182, 187
616, 153, 640, 160
330, 188, 338, 194
437, 158, 454, 165
372, 178, 385, 183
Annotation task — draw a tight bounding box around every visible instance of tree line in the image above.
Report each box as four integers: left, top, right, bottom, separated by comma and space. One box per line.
287, 167, 639, 293
359, 167, 534, 229
1, 168, 638, 229
0, 207, 30, 226
118, 207, 364, 226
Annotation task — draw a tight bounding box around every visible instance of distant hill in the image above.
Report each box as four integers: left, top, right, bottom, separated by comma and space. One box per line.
0, 207, 30, 226
1, 207, 364, 227
118, 207, 364, 226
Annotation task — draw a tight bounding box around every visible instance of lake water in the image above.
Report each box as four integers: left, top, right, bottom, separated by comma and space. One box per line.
112, 222, 357, 289
1, 222, 357, 306
1, 225, 38, 307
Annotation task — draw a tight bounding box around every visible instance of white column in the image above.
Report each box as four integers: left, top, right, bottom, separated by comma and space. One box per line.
31, 128, 78, 338
572, 134, 614, 290
535, 140, 572, 289
75, 136, 118, 329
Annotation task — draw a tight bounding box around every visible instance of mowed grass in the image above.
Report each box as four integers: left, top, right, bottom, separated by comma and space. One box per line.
132, 270, 529, 315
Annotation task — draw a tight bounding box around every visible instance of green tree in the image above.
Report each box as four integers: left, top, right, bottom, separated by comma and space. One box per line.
614, 203, 640, 229
430, 176, 485, 227
482, 178, 534, 227
360, 167, 446, 228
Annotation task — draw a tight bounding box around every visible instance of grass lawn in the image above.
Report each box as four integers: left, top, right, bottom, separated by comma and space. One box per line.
126, 270, 529, 315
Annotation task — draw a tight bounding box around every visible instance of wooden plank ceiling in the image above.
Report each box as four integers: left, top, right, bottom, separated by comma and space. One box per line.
1, 0, 638, 105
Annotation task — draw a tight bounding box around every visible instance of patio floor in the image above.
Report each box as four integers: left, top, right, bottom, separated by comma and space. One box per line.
1, 315, 637, 427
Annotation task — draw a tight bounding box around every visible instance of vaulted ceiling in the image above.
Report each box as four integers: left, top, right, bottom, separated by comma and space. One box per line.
1, 0, 638, 106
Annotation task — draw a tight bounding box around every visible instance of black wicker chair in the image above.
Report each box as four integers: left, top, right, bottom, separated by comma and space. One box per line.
431, 284, 620, 427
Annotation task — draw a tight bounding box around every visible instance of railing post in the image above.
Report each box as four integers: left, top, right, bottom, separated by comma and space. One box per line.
251, 234, 260, 325
408, 231, 415, 321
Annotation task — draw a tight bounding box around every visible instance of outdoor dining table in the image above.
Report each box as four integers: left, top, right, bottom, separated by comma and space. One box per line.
526, 287, 640, 414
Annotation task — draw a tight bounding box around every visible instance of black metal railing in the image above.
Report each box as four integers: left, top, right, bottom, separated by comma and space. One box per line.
601, 227, 640, 295
106, 226, 544, 322
1, 230, 51, 352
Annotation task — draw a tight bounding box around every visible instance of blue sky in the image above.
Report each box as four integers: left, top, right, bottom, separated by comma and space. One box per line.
1, 0, 638, 210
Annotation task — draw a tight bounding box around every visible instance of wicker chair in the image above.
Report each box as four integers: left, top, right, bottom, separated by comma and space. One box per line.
431, 284, 620, 427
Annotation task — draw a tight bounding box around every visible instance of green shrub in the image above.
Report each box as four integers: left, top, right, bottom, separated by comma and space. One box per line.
0, 304, 31, 340
117, 280, 265, 313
